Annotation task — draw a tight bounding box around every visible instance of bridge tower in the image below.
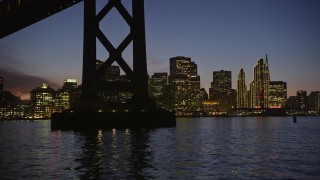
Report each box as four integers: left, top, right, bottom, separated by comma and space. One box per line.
80, 0, 151, 110
52, 0, 175, 129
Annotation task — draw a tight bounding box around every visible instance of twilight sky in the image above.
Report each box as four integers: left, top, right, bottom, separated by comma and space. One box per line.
0, 0, 319, 100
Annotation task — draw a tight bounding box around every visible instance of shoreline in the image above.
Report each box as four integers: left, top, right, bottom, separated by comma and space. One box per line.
0, 114, 318, 121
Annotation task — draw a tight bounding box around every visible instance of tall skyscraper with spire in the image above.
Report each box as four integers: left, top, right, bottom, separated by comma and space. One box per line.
237, 68, 248, 108
250, 55, 270, 108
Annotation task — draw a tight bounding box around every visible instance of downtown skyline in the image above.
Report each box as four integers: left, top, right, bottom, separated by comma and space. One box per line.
0, 0, 319, 99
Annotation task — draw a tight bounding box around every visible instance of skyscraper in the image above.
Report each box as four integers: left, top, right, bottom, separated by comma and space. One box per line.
209, 70, 233, 113
30, 83, 55, 118
269, 81, 287, 108
168, 56, 201, 115
237, 68, 248, 108
209, 70, 231, 100
59, 78, 79, 110
250, 55, 270, 108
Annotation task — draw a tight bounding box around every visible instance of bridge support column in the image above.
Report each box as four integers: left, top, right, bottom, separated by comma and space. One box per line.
82, 0, 97, 100
74, 0, 105, 109
132, 0, 148, 101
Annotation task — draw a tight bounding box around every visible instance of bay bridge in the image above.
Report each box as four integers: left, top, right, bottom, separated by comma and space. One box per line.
0, 0, 176, 129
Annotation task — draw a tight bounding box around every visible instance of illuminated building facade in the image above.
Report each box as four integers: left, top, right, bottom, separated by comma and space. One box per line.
209, 70, 231, 100
201, 100, 219, 115
168, 56, 201, 115
30, 83, 55, 118
0, 90, 20, 119
250, 56, 270, 108
237, 68, 248, 108
268, 81, 287, 108
62, 79, 77, 90
59, 78, 79, 110
209, 70, 234, 113
148, 73, 168, 108
0, 77, 23, 119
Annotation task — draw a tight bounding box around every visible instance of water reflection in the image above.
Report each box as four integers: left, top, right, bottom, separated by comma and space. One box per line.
127, 129, 153, 179
74, 128, 152, 179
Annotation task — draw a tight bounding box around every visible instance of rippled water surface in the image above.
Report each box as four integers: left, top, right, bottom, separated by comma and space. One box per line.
0, 116, 320, 179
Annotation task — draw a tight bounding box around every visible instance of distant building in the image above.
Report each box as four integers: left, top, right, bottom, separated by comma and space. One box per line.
297, 90, 308, 111
237, 68, 248, 108
201, 100, 219, 116
0, 90, 19, 108
308, 91, 320, 113
209, 70, 231, 100
209, 70, 234, 113
250, 55, 270, 108
168, 56, 201, 115
148, 72, 168, 108
285, 96, 298, 110
59, 78, 80, 110
62, 79, 77, 91
0, 90, 21, 119
170, 56, 197, 76
30, 83, 55, 118
96, 63, 132, 104
268, 81, 287, 108
0, 77, 25, 119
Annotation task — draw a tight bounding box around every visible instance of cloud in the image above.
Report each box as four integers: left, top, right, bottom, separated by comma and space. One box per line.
0, 44, 60, 99
147, 55, 169, 74
0, 68, 60, 99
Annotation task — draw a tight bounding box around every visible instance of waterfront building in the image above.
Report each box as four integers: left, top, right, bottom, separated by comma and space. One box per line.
209, 70, 233, 113
0, 77, 25, 119
285, 96, 298, 114
60, 78, 80, 110
209, 70, 231, 100
308, 91, 320, 114
249, 55, 270, 108
297, 90, 308, 111
269, 81, 287, 108
168, 56, 201, 115
30, 83, 55, 118
237, 68, 248, 108
201, 100, 219, 116
0, 90, 20, 119
148, 72, 168, 108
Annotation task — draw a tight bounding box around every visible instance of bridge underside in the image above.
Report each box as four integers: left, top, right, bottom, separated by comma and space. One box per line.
0, 0, 83, 39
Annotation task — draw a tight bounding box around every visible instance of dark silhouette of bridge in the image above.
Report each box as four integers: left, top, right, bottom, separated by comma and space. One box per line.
0, 0, 176, 129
